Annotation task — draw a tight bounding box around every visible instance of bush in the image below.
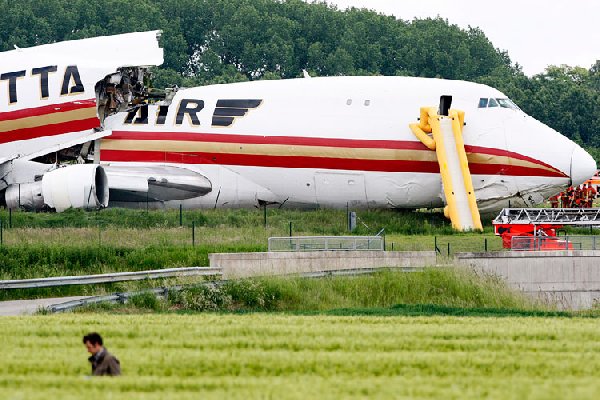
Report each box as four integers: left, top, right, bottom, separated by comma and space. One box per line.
224, 279, 282, 310
128, 292, 164, 312
172, 285, 232, 311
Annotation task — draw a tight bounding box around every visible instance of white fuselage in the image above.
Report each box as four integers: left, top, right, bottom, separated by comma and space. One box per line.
101, 76, 595, 213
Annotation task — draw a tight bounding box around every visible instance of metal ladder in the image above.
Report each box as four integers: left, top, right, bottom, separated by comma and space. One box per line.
493, 208, 600, 226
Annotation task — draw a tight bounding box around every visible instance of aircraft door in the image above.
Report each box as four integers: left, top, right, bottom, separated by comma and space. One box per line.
314, 172, 367, 207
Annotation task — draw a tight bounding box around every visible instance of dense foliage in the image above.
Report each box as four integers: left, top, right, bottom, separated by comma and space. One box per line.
1, 0, 598, 150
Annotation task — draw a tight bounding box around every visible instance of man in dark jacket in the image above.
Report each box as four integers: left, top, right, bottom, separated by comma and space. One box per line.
83, 332, 121, 376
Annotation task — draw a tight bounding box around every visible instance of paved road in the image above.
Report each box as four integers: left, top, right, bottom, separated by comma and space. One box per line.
0, 296, 90, 316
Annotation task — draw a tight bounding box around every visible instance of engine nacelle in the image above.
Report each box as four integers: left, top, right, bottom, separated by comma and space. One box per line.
5, 165, 109, 212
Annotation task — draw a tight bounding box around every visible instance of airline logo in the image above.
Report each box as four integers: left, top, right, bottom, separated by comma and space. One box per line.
212, 99, 263, 127
123, 99, 263, 128
0, 65, 98, 144
0, 65, 85, 105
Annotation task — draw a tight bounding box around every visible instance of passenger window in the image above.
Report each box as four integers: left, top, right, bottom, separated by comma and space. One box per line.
478, 98, 488, 108
488, 98, 499, 107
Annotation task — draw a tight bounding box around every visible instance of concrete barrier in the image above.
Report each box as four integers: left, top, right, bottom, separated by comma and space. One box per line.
457, 250, 600, 309
210, 251, 437, 279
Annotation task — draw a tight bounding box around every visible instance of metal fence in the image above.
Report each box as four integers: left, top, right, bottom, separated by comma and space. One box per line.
511, 235, 600, 251
268, 236, 384, 252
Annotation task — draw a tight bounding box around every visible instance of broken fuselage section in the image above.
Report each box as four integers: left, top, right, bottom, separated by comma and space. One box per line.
0, 31, 212, 212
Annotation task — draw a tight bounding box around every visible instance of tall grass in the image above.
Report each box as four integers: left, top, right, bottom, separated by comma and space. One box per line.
85, 268, 540, 314
0, 207, 473, 234
249, 268, 536, 311
0, 243, 262, 280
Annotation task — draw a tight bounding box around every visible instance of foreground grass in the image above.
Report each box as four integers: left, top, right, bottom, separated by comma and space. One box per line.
2, 313, 600, 399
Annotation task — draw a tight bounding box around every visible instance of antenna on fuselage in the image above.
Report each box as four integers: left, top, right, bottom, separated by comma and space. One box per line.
439, 95, 452, 116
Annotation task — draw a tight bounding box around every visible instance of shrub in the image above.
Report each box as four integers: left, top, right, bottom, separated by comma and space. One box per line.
173, 285, 232, 311
224, 279, 282, 310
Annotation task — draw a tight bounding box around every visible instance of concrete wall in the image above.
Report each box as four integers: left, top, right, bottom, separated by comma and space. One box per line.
457, 250, 600, 310
210, 251, 436, 279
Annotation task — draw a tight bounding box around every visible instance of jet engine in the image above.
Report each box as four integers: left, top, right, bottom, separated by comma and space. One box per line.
5, 165, 109, 212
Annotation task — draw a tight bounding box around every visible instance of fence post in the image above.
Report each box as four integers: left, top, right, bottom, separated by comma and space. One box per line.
192, 221, 196, 247
289, 221, 292, 237
346, 202, 349, 231
179, 204, 183, 227
447, 242, 451, 256
263, 204, 267, 228
484, 238, 488, 252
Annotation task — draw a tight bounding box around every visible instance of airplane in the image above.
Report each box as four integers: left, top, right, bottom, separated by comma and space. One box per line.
0, 31, 164, 211
1, 31, 596, 222
97, 75, 597, 216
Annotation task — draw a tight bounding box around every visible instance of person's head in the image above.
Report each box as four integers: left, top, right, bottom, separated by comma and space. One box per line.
83, 332, 104, 355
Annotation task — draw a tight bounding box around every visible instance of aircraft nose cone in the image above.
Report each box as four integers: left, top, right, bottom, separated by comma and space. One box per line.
570, 146, 597, 186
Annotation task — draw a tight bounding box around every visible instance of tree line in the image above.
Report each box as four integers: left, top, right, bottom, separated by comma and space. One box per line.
1, 0, 598, 155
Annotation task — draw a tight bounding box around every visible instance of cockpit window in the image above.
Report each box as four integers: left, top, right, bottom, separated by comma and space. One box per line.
478, 97, 521, 110
497, 98, 521, 110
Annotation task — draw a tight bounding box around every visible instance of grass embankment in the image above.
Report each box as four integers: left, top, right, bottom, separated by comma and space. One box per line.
80, 268, 546, 315
0, 208, 502, 294
3, 313, 600, 399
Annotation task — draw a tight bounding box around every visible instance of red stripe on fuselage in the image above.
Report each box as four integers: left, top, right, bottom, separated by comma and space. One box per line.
0, 99, 97, 122
109, 130, 431, 150
0, 118, 100, 144
107, 130, 566, 177
100, 149, 566, 178
464, 144, 562, 176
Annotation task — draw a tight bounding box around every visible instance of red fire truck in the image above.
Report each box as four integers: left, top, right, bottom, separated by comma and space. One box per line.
492, 208, 600, 250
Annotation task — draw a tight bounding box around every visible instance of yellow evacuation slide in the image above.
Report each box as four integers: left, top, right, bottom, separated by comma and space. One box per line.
410, 107, 483, 231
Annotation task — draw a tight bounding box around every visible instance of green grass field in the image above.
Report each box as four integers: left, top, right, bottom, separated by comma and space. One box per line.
2, 313, 600, 399
0, 207, 505, 301
2, 209, 599, 398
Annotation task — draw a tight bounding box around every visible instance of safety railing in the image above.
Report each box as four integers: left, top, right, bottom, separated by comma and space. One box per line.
511, 235, 600, 251
0, 267, 221, 290
268, 236, 384, 252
